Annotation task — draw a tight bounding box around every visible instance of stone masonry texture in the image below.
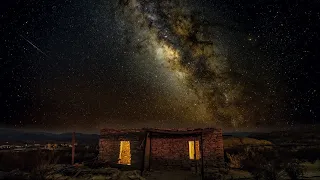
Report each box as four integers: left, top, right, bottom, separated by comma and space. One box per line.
99, 128, 224, 169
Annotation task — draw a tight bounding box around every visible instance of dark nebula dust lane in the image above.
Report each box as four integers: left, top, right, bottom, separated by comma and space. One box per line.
0, 0, 319, 132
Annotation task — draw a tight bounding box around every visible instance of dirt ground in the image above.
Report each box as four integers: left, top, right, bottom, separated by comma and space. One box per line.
141, 162, 320, 180
144, 170, 201, 180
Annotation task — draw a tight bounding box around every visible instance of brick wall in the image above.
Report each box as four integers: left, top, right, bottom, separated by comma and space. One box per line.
150, 136, 192, 168
99, 138, 119, 162
99, 128, 224, 170
99, 129, 145, 168
149, 130, 224, 169
202, 129, 224, 167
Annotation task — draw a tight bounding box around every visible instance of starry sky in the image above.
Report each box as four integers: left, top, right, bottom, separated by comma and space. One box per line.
1, 0, 319, 132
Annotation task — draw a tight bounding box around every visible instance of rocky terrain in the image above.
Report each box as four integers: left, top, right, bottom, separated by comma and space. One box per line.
0, 165, 145, 180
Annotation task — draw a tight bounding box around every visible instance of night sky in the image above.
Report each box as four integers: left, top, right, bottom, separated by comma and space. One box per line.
1, 0, 319, 132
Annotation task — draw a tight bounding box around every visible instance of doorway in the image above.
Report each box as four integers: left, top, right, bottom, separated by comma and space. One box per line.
188, 141, 200, 160
118, 141, 131, 165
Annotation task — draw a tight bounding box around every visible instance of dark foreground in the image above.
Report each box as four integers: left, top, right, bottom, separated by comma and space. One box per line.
1, 129, 320, 180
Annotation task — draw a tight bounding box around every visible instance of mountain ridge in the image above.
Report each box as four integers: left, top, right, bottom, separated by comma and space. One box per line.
0, 128, 99, 144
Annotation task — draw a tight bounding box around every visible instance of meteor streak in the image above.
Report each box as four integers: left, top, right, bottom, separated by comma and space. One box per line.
19, 34, 50, 58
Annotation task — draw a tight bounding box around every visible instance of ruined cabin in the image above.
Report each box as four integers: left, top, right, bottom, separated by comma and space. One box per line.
99, 128, 224, 171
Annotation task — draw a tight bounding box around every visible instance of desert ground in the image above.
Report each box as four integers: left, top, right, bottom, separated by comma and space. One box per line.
1, 129, 319, 180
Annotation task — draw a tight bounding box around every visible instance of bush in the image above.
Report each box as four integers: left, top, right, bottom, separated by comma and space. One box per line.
241, 148, 289, 180
225, 152, 246, 168
29, 151, 60, 180
0, 149, 98, 172
245, 159, 286, 180
241, 148, 306, 180
285, 159, 305, 180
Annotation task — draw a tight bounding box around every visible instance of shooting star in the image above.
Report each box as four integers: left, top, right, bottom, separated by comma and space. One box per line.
19, 34, 50, 58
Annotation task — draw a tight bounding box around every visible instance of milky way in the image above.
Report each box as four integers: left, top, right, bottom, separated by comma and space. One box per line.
115, 0, 281, 128
1, 0, 318, 132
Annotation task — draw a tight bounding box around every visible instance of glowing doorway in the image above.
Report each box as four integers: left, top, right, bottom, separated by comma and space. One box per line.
118, 141, 131, 165
188, 141, 200, 160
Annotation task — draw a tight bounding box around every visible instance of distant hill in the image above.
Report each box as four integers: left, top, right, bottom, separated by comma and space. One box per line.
0, 128, 99, 144
248, 127, 320, 145
223, 132, 253, 137
224, 136, 272, 149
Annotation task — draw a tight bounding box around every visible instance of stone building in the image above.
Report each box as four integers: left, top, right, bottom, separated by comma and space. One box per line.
99, 128, 224, 173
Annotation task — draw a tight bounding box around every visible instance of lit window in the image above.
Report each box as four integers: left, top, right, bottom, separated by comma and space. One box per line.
118, 141, 131, 165
188, 141, 200, 160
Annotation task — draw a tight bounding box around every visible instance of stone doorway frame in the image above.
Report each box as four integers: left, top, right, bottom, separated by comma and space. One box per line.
141, 129, 205, 180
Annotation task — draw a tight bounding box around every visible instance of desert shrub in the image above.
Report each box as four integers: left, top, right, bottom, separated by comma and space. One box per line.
225, 152, 246, 168
241, 148, 288, 180
241, 148, 307, 180
245, 160, 287, 180
285, 159, 305, 180
261, 163, 286, 180
29, 150, 60, 180
0, 148, 98, 172
226, 145, 279, 170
